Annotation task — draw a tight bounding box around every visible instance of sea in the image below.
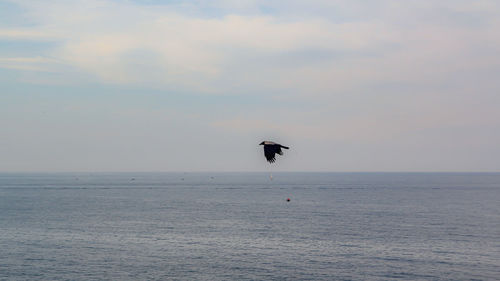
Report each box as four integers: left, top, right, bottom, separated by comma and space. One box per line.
0, 172, 499, 280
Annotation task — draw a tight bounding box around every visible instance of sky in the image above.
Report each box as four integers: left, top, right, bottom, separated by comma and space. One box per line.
1, 0, 500, 172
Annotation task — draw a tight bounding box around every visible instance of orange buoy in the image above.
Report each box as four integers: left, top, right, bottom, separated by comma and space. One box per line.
286, 198, 290, 202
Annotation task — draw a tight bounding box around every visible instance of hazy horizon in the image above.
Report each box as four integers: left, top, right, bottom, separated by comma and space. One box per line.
2, 0, 500, 172
2, 170, 500, 174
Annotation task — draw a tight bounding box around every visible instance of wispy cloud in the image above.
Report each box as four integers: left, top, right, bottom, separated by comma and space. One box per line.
3, 0, 497, 95
0, 29, 60, 40
0, 56, 62, 71
3, 0, 500, 110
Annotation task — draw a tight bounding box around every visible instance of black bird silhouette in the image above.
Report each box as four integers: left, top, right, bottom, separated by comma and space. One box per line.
259, 141, 289, 163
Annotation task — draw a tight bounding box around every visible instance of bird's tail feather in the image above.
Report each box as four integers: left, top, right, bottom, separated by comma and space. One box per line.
280, 145, 289, 149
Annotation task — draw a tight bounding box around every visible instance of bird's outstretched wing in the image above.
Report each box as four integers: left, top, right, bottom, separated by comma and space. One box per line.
277, 144, 289, 156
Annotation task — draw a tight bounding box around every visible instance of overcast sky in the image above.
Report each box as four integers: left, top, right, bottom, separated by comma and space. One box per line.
1, 0, 500, 172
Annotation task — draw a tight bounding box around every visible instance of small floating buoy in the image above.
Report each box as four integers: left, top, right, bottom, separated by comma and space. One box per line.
286, 198, 290, 202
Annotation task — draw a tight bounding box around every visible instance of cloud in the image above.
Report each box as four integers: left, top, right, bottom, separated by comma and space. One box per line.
0, 29, 60, 40
0, 56, 63, 71
1, 0, 497, 98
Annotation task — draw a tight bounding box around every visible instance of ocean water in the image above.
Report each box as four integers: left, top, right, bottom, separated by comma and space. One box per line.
0, 173, 499, 280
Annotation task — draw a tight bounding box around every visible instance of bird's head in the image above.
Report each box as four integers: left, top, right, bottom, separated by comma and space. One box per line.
259, 141, 265, 145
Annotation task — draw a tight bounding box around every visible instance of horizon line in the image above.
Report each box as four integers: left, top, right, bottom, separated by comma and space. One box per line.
1, 171, 500, 174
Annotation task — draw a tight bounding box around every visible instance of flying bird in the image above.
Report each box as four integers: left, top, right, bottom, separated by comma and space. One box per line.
259, 141, 289, 163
